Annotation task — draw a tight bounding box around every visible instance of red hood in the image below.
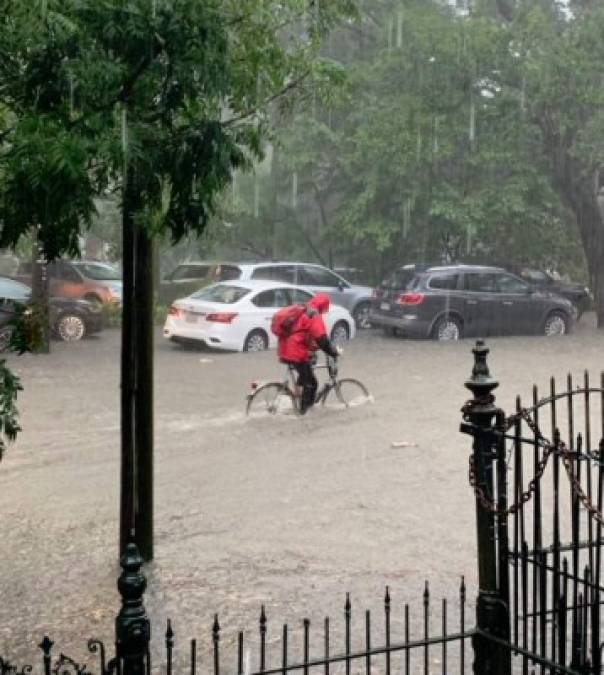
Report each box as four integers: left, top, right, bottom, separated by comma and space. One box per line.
308, 292, 330, 314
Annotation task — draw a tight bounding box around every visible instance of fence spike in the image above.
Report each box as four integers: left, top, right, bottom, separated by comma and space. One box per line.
345, 594, 351, 675
213, 614, 220, 675
281, 624, 288, 675
303, 618, 310, 675
324, 617, 330, 675
260, 606, 267, 672
190, 639, 197, 675
166, 619, 174, 675
238, 632, 244, 675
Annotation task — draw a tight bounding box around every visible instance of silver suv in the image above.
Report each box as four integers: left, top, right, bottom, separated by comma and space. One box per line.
237, 262, 374, 328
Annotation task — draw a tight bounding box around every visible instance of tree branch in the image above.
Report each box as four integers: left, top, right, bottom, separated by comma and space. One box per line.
222, 70, 311, 127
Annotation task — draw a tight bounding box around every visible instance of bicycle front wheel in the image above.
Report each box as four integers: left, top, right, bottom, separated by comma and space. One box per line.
322, 378, 371, 409
246, 383, 296, 417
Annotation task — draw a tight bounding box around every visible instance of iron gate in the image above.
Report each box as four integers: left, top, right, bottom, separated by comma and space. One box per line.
462, 340, 604, 674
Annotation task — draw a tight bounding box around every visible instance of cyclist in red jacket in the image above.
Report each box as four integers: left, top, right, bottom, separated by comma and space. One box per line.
278, 292, 341, 414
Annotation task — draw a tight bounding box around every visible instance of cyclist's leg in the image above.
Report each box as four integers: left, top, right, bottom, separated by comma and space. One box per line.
295, 361, 317, 414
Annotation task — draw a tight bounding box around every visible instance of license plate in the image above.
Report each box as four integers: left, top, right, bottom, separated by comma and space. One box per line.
185, 312, 197, 323
380, 302, 391, 311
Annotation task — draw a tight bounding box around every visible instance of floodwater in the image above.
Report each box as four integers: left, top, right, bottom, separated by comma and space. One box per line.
0, 317, 602, 668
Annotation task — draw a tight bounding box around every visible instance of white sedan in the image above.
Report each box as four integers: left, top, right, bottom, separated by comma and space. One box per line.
163, 280, 356, 352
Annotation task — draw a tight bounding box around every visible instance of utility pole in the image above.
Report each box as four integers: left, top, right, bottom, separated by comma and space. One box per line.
120, 152, 155, 562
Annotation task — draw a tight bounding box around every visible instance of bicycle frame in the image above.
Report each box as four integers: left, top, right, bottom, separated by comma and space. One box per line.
284, 355, 338, 407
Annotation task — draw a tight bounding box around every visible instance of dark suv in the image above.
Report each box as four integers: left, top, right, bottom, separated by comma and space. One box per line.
370, 264, 577, 340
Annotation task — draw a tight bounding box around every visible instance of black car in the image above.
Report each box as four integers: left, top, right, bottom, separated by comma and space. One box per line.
0, 277, 104, 350
370, 264, 577, 340
505, 266, 592, 318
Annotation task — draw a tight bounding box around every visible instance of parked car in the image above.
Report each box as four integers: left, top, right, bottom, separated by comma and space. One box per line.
163, 280, 356, 352
14, 260, 122, 306
237, 262, 374, 328
161, 261, 374, 328
159, 262, 242, 305
0, 277, 104, 349
370, 264, 577, 340
504, 265, 592, 318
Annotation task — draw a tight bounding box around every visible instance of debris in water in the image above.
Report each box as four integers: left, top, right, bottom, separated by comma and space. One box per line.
199, 358, 213, 364
391, 441, 418, 449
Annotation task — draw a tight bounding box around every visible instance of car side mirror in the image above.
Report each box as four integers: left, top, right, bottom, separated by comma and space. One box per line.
337, 281, 346, 291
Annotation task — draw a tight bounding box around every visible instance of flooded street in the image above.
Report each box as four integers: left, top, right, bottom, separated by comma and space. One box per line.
1, 319, 602, 665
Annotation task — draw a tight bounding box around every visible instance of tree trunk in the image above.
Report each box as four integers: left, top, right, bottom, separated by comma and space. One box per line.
550, 152, 604, 328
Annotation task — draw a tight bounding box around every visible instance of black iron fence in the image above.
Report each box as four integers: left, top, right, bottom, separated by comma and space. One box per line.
3, 341, 604, 675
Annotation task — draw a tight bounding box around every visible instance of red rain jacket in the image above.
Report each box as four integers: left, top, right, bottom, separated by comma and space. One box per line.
277, 293, 331, 363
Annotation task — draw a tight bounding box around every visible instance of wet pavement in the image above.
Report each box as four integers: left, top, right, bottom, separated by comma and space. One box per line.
1, 317, 602, 666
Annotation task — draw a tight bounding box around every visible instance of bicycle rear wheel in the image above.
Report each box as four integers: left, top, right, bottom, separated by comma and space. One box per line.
322, 378, 371, 409
246, 383, 296, 417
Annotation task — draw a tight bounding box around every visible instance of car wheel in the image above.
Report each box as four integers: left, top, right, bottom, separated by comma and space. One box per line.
383, 327, 400, 338
330, 321, 350, 345
243, 329, 269, 352
0, 327, 12, 352
432, 315, 462, 341
56, 313, 87, 341
543, 311, 569, 336
353, 302, 372, 329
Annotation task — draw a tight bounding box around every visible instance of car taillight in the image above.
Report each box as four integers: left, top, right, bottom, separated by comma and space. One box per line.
396, 292, 424, 305
251, 382, 258, 390
168, 305, 181, 316
206, 312, 238, 323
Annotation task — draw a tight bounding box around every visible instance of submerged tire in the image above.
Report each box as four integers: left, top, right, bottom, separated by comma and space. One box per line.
431, 315, 462, 341
246, 383, 296, 417
244, 329, 269, 352
56, 314, 87, 341
322, 378, 370, 409
543, 312, 569, 336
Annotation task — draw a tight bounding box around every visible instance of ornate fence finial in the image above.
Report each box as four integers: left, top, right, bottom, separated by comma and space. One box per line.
115, 543, 150, 675
465, 340, 498, 405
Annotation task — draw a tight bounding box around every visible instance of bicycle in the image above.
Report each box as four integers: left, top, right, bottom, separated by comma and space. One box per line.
246, 355, 370, 417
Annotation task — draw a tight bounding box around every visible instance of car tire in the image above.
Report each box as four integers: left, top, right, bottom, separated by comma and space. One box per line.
56, 313, 87, 342
243, 329, 269, 352
543, 311, 570, 337
431, 315, 462, 341
0, 327, 12, 352
352, 302, 372, 329
330, 321, 350, 345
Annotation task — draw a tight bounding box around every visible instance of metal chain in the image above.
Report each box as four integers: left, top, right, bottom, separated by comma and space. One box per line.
465, 405, 604, 523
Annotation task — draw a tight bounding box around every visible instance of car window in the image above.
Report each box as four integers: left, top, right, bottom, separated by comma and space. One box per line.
464, 273, 498, 293
190, 284, 249, 303
299, 265, 340, 287
75, 262, 122, 280
0, 278, 31, 301
428, 274, 459, 290
384, 268, 416, 290
215, 265, 241, 281
496, 274, 529, 294
252, 288, 291, 308
519, 268, 549, 283
172, 265, 210, 281
291, 288, 313, 304
52, 262, 80, 282
252, 290, 276, 308
251, 266, 296, 283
